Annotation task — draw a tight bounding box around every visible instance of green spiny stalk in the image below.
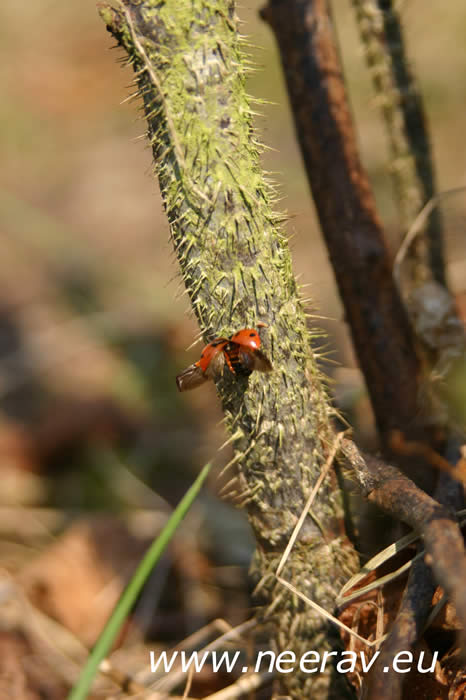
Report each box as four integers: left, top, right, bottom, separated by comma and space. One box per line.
99, 1, 358, 696
351, 0, 445, 289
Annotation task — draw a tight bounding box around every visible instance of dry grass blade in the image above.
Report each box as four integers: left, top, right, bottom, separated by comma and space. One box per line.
339, 511, 466, 606
394, 186, 466, 285
201, 671, 275, 700
337, 530, 420, 604
276, 431, 345, 577
276, 574, 387, 649
337, 553, 424, 607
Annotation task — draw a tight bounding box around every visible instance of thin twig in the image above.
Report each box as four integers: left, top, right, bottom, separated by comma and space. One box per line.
201, 671, 275, 700
261, 0, 421, 446
394, 186, 466, 288
362, 447, 465, 699
342, 439, 466, 650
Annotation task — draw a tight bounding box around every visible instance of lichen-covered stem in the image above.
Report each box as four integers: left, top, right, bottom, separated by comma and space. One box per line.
99, 1, 358, 695
351, 0, 445, 289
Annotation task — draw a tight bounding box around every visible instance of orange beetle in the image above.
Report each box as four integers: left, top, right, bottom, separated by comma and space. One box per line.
225, 328, 272, 375
176, 329, 272, 392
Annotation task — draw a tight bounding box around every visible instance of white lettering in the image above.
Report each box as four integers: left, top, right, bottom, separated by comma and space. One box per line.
336, 651, 357, 673
417, 650, 437, 673
149, 647, 422, 677
393, 651, 413, 673
150, 650, 178, 673
254, 650, 276, 673
320, 651, 338, 672
180, 650, 210, 673
275, 651, 296, 673
360, 651, 379, 673
300, 651, 320, 673
211, 650, 242, 673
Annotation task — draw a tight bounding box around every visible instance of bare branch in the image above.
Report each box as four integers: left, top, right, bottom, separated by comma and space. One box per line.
342, 439, 466, 650
364, 554, 436, 700
364, 444, 465, 699
260, 0, 421, 446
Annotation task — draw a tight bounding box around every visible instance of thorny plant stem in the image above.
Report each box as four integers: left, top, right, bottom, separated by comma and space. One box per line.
99, 1, 358, 698
351, 0, 445, 288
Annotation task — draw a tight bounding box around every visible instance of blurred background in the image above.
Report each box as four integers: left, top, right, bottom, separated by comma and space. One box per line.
1, 1, 466, 696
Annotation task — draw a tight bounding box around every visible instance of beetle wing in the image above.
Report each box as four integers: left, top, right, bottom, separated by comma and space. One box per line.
176, 364, 208, 392
203, 347, 226, 379
198, 338, 228, 373
250, 349, 273, 373
224, 344, 272, 376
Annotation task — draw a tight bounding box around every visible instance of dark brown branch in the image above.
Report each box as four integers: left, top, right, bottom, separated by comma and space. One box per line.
365, 466, 464, 699
342, 439, 466, 651
260, 0, 421, 445
366, 552, 436, 700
